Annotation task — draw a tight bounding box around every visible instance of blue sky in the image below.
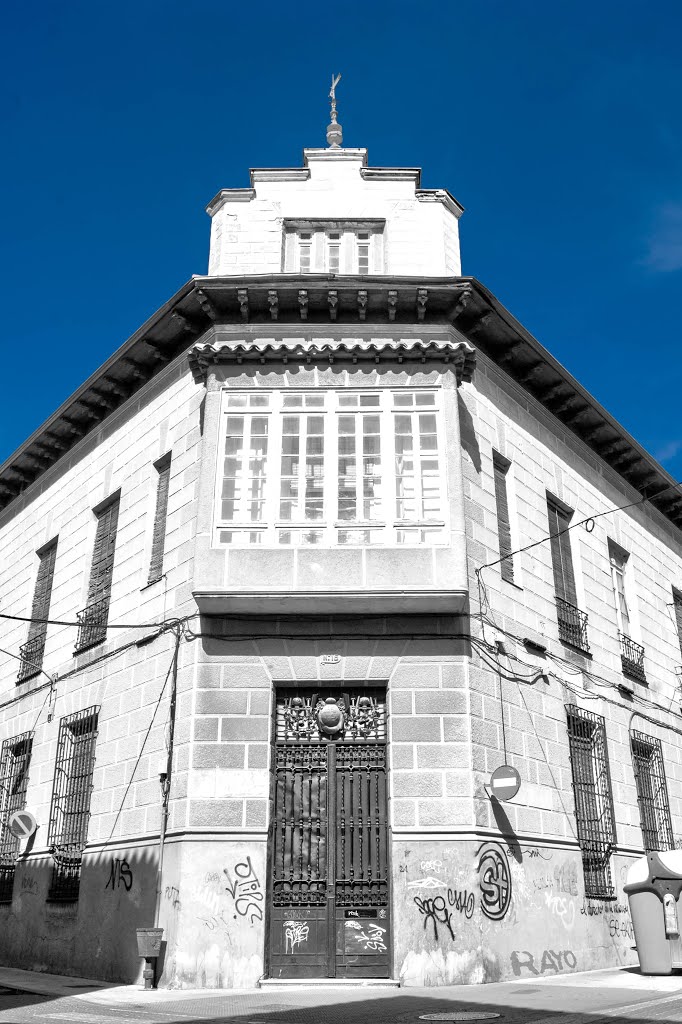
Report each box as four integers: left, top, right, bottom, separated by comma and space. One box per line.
1, 1, 681, 474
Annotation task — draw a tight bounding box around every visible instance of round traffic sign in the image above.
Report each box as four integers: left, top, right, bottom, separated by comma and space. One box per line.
489, 765, 521, 801
8, 810, 37, 839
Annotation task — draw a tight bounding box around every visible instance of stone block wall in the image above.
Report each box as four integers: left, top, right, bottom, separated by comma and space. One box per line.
460, 351, 682, 857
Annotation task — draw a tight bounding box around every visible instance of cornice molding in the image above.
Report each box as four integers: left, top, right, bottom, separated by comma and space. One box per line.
205, 189, 257, 216
187, 335, 476, 384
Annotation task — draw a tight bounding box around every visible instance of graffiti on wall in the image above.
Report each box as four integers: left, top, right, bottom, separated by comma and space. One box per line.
511, 949, 577, 975
224, 856, 264, 925
105, 858, 133, 891
414, 895, 456, 942
284, 920, 309, 954
477, 842, 511, 920
346, 921, 387, 951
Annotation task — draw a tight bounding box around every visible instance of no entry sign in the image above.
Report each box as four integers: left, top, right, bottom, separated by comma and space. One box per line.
8, 810, 37, 839
489, 765, 521, 801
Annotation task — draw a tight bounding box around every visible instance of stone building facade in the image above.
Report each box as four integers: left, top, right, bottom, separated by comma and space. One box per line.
1, 137, 682, 988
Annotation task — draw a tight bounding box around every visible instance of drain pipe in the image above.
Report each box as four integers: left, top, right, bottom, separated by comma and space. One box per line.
153, 626, 181, 929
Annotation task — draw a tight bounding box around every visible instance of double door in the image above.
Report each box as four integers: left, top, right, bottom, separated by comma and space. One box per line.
268, 689, 389, 979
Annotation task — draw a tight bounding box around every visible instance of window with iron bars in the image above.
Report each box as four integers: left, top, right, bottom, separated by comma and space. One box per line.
566, 705, 616, 899
631, 731, 674, 852
0, 733, 33, 902
47, 707, 99, 901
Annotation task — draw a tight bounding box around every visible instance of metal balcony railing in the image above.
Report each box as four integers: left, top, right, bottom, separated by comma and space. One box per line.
17, 634, 46, 682
620, 632, 646, 684
556, 597, 590, 653
74, 595, 110, 653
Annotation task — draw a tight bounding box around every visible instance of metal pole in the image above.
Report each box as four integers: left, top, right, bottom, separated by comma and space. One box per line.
153, 628, 180, 929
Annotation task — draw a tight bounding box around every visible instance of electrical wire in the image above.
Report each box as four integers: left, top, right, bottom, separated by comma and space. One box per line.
0, 611, 187, 631
477, 477, 682, 577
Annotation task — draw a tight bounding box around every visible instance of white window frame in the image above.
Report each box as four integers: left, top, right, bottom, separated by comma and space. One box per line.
214, 388, 447, 547
608, 539, 636, 638
283, 220, 385, 274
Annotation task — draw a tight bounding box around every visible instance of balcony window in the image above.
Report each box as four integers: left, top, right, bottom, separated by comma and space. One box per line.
17, 540, 58, 683
75, 496, 120, 654
547, 496, 589, 652
216, 389, 446, 546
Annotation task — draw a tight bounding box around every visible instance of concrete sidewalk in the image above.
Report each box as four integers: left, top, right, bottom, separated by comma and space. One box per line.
3, 964, 682, 1021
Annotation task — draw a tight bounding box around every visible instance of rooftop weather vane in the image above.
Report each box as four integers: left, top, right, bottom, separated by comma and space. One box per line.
326, 73, 343, 149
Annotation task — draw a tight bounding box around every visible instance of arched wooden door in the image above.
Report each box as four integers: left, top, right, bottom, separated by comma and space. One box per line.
268, 688, 390, 979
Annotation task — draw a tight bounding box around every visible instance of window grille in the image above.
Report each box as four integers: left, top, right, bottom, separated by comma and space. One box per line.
148, 453, 171, 584
75, 497, 119, 653
492, 452, 514, 583
556, 598, 590, 653
620, 633, 646, 684
47, 707, 99, 901
17, 540, 58, 682
631, 731, 673, 852
0, 733, 33, 902
566, 705, 616, 899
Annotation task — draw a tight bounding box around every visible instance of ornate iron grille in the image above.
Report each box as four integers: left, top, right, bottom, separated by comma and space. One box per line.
620, 633, 646, 684
273, 688, 387, 911
47, 707, 99, 901
276, 691, 386, 744
0, 733, 33, 903
566, 705, 616, 899
17, 635, 47, 683
631, 731, 674, 852
273, 745, 327, 907
74, 595, 111, 654
556, 598, 590, 653
335, 745, 388, 908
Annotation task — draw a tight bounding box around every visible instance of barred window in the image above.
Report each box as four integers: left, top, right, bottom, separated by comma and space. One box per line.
631, 731, 674, 852
148, 453, 171, 584
75, 496, 120, 653
47, 707, 99, 901
0, 733, 33, 902
492, 452, 514, 584
18, 540, 58, 683
566, 706, 616, 899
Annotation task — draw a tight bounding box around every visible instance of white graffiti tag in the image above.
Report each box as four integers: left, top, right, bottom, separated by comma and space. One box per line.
544, 891, 576, 930
407, 876, 446, 890
284, 920, 310, 954
346, 921, 387, 951
420, 860, 443, 872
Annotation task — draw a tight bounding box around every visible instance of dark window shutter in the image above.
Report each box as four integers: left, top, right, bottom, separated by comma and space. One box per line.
547, 499, 577, 606
492, 452, 514, 583
87, 497, 120, 607
26, 541, 58, 645
148, 454, 171, 584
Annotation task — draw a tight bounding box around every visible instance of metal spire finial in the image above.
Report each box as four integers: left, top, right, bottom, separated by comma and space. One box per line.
326, 73, 343, 149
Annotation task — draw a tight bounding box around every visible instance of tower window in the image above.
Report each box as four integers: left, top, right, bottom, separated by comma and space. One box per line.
284, 221, 384, 274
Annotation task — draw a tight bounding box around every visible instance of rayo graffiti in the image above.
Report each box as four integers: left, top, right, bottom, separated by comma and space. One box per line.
511, 949, 577, 975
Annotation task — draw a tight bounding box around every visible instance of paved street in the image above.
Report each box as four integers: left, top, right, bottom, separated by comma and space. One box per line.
4, 968, 682, 1024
